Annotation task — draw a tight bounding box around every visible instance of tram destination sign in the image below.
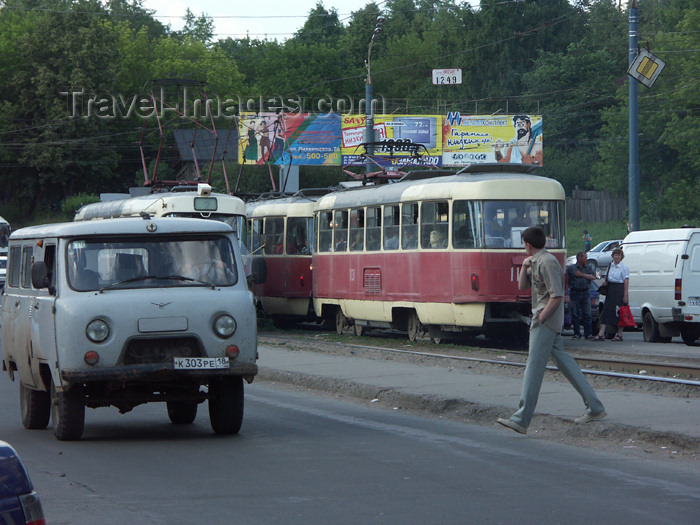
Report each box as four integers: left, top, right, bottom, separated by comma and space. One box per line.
432, 68, 462, 85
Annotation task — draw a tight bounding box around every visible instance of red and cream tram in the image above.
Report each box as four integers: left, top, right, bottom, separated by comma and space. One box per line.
311, 165, 566, 343
246, 190, 329, 328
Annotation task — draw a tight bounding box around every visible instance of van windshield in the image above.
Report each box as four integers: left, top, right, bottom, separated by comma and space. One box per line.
66, 235, 237, 291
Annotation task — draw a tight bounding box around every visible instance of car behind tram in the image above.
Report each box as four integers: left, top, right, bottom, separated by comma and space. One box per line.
245, 190, 329, 328
311, 165, 566, 343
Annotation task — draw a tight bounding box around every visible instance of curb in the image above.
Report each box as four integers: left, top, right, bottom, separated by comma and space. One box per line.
258, 367, 700, 459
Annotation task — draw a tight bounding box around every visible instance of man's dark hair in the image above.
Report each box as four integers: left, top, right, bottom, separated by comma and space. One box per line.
521, 226, 546, 249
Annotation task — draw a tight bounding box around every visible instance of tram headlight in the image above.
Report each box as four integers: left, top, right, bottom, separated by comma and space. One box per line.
214, 314, 237, 338
86, 319, 110, 343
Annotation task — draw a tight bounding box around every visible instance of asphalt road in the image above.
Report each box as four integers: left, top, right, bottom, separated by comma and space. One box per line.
1, 374, 699, 524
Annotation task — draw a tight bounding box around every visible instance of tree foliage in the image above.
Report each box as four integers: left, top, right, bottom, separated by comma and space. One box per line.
0, 0, 696, 223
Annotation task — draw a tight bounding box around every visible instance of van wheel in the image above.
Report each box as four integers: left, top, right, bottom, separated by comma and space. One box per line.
208, 377, 244, 435
51, 380, 85, 441
167, 401, 198, 425
642, 312, 664, 343
681, 328, 698, 346
20, 383, 50, 430
335, 309, 349, 335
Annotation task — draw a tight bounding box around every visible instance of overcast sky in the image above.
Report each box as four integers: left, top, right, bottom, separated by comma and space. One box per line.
142, 0, 381, 41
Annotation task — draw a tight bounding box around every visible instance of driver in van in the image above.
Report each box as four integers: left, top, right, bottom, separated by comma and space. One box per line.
177, 241, 228, 282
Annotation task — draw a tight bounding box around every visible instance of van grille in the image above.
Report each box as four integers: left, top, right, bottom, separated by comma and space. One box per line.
120, 337, 203, 365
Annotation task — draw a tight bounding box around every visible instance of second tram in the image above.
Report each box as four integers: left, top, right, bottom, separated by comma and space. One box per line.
246, 190, 327, 328
311, 165, 566, 343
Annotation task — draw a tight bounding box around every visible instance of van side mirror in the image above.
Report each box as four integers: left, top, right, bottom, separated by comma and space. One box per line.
251, 257, 267, 284
31, 261, 49, 289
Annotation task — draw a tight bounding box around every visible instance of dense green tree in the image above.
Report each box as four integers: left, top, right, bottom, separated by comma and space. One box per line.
0, 0, 123, 216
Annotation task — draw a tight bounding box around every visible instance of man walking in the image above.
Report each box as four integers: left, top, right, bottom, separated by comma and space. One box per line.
566, 252, 596, 340
497, 227, 606, 434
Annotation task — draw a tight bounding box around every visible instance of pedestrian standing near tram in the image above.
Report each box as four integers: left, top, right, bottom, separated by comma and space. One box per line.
566, 252, 596, 340
497, 227, 606, 434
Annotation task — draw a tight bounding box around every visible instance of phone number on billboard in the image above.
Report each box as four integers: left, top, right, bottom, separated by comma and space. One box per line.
449, 153, 488, 161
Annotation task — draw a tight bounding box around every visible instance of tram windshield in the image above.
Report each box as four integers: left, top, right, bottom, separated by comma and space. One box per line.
66, 236, 237, 292
0, 220, 9, 253
454, 200, 564, 249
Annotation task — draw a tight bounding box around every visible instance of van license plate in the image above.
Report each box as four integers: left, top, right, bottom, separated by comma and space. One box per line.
173, 357, 229, 370
689, 297, 700, 306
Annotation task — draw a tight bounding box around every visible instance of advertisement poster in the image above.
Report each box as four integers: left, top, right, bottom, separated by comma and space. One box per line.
442, 113, 543, 166
341, 114, 443, 167
238, 112, 341, 165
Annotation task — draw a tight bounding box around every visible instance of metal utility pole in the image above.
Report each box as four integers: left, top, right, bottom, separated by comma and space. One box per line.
365, 15, 385, 174
628, 0, 640, 232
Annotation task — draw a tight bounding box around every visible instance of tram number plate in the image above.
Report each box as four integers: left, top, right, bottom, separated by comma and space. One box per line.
689, 297, 700, 306
173, 357, 229, 369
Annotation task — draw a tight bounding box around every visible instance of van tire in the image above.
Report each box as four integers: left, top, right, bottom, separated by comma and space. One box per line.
208, 377, 244, 435
167, 401, 198, 425
642, 311, 670, 343
20, 383, 50, 430
681, 328, 698, 346
51, 380, 85, 441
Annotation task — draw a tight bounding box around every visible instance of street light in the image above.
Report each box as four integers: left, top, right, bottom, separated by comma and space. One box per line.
365, 15, 385, 174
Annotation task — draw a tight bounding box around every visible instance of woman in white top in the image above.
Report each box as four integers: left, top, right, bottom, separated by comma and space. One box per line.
594, 248, 629, 341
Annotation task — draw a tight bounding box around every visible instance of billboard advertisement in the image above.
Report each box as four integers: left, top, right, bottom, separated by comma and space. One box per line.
341, 114, 443, 167
238, 112, 341, 165
442, 113, 543, 166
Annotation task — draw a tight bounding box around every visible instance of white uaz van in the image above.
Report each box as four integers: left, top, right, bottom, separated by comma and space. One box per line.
622, 227, 700, 345
1, 217, 258, 440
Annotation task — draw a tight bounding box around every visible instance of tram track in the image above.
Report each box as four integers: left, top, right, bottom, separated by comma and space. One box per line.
260, 332, 700, 387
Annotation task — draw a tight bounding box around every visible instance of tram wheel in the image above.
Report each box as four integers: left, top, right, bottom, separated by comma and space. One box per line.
335, 309, 349, 335
407, 312, 423, 342
354, 323, 365, 337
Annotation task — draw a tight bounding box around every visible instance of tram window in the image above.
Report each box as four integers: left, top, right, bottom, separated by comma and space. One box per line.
478, 200, 563, 249
349, 209, 364, 251
306, 218, 314, 254
252, 219, 264, 255
287, 217, 309, 254
318, 211, 333, 252
383, 205, 399, 250
365, 207, 381, 251
333, 210, 348, 252
421, 201, 448, 249
453, 200, 478, 249
401, 203, 418, 250
264, 217, 284, 255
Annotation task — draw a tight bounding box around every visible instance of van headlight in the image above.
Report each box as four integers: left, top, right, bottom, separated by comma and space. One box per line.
214, 315, 236, 338
86, 319, 110, 343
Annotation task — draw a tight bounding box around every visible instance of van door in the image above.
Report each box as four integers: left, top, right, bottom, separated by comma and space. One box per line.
682, 233, 700, 313
14, 245, 37, 387
28, 241, 57, 389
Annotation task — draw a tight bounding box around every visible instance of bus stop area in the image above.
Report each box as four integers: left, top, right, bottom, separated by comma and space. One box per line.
255, 338, 700, 459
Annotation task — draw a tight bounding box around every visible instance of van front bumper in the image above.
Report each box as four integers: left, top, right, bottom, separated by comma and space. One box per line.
61, 362, 258, 383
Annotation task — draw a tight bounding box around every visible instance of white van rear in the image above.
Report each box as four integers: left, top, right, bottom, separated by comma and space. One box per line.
1, 218, 258, 440
622, 227, 700, 345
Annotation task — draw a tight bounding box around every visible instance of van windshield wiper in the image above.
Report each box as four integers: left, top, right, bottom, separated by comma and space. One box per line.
99, 274, 215, 292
